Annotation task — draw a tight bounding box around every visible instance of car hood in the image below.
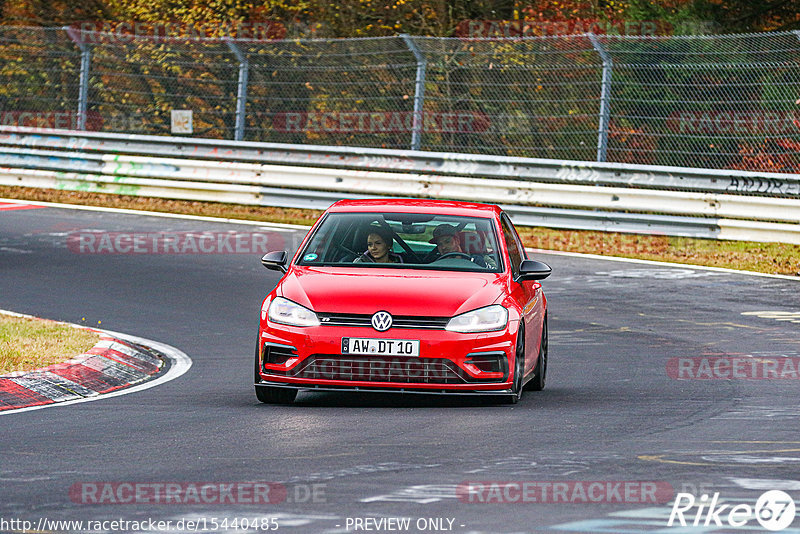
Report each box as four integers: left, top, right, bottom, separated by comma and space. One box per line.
279, 266, 506, 317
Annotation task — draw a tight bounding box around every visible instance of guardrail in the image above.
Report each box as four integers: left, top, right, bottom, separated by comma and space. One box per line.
0, 126, 798, 244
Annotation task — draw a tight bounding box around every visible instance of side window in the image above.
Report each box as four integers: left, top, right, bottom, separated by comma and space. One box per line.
500, 215, 524, 277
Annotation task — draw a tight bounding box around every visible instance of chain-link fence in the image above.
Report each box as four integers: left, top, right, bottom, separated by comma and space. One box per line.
1, 26, 799, 172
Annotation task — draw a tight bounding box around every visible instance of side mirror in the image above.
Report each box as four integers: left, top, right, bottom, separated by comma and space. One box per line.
518, 259, 551, 281
261, 250, 288, 273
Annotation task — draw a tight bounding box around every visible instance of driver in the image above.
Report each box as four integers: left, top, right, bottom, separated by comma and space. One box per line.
429, 224, 463, 256
429, 224, 495, 268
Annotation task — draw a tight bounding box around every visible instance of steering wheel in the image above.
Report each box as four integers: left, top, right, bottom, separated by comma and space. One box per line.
333, 243, 360, 262
434, 252, 473, 262
337, 243, 358, 256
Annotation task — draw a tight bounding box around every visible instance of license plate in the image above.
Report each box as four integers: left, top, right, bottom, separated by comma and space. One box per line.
342, 338, 420, 357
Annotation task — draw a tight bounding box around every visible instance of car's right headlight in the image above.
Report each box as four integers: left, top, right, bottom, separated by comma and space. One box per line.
446, 305, 508, 333
268, 297, 320, 327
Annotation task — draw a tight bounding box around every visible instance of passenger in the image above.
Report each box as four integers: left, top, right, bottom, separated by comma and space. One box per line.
354, 227, 403, 264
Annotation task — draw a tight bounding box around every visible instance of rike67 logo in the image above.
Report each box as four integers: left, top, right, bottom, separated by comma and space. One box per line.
668, 491, 796, 531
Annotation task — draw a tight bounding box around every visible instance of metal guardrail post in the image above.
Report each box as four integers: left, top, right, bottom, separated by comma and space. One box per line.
587, 33, 612, 163
226, 39, 249, 142
400, 34, 427, 151
64, 26, 91, 131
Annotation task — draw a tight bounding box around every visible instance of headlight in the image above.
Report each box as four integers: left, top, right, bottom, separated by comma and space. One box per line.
268, 297, 320, 327
261, 297, 271, 320
446, 305, 508, 333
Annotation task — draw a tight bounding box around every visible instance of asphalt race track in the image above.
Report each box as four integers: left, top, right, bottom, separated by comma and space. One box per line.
1, 203, 800, 533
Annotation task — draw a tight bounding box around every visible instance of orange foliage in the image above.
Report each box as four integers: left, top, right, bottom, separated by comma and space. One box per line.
608, 123, 657, 165
726, 140, 800, 173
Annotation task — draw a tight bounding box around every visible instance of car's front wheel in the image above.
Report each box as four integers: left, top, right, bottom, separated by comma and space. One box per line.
526, 316, 548, 391
505, 324, 525, 404
254, 339, 297, 404
255, 385, 297, 404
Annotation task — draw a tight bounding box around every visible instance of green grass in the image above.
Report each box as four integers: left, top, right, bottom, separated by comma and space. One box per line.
0, 314, 100, 375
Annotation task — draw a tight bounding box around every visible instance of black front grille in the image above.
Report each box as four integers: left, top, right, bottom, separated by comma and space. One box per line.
317, 313, 449, 330
271, 355, 466, 384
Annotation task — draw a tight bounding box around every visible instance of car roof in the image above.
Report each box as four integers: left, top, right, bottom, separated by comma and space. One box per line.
327, 198, 502, 218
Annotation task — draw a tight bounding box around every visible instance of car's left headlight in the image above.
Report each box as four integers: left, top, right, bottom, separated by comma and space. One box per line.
268, 297, 320, 327
446, 305, 508, 333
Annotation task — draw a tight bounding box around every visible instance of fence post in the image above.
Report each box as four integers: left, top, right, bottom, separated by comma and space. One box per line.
226, 39, 249, 141
587, 33, 613, 162
400, 34, 426, 151
64, 26, 91, 131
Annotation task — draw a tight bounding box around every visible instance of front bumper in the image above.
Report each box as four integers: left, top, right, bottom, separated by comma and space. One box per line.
255, 380, 514, 396
257, 322, 517, 392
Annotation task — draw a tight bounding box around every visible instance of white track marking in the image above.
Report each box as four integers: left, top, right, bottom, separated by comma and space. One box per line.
0, 309, 192, 416
0, 197, 305, 231
528, 248, 800, 281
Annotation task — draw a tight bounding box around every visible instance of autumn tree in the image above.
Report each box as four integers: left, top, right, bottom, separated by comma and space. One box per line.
1, 0, 112, 25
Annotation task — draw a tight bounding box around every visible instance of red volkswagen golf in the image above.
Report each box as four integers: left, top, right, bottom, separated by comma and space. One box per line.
255, 199, 550, 404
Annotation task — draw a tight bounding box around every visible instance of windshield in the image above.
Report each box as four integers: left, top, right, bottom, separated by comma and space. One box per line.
297, 212, 503, 273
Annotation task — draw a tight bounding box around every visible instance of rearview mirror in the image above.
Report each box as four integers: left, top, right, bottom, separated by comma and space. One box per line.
518, 260, 551, 281
261, 250, 288, 273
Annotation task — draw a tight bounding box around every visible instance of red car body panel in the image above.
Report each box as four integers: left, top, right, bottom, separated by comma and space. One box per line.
256, 198, 548, 396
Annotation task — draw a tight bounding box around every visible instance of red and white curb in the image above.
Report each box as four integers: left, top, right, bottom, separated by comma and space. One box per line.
0, 201, 44, 212
0, 310, 192, 414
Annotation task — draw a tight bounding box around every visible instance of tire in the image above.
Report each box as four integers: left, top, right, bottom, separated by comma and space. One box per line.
527, 316, 548, 391
505, 324, 525, 404
255, 385, 297, 404
254, 337, 261, 383
254, 338, 297, 404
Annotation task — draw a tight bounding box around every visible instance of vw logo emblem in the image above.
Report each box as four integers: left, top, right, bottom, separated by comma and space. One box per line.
371, 311, 393, 332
